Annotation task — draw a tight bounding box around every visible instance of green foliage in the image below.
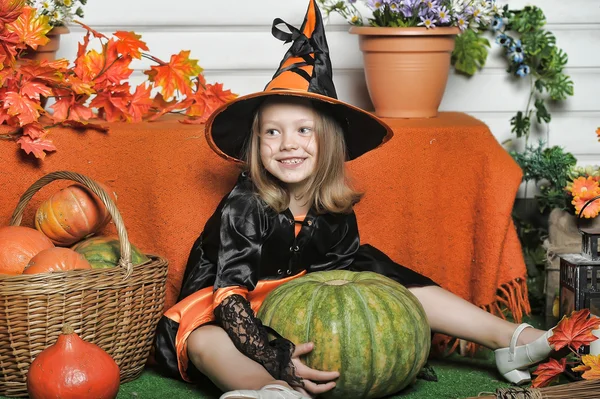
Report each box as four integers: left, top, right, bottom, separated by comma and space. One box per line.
510, 142, 577, 212
452, 30, 490, 76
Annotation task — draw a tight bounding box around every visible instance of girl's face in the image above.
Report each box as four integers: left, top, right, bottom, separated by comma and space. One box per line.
258, 99, 318, 191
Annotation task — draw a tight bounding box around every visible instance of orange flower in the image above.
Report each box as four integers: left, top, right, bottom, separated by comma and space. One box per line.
596, 127, 600, 142
569, 176, 600, 199
573, 195, 600, 218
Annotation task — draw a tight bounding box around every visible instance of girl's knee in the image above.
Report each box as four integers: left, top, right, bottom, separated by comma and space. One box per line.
187, 324, 228, 366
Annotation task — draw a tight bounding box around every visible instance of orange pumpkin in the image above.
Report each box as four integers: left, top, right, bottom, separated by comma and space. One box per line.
35, 183, 117, 246
0, 226, 54, 275
27, 324, 120, 399
23, 247, 92, 274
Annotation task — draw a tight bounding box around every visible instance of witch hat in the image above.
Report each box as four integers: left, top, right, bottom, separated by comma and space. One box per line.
205, 0, 393, 163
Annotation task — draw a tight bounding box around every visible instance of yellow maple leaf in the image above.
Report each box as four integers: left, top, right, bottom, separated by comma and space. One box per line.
572, 355, 600, 380
6, 6, 51, 50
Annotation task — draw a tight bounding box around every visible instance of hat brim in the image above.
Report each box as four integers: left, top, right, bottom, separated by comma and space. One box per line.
205, 90, 393, 163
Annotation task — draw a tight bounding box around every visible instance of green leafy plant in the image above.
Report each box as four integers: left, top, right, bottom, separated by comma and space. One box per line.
454, 5, 574, 139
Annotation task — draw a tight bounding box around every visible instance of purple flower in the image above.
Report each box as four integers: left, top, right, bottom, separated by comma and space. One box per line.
516, 64, 530, 77
455, 14, 468, 31
367, 0, 384, 10
437, 6, 450, 24
418, 15, 437, 28
424, 0, 439, 12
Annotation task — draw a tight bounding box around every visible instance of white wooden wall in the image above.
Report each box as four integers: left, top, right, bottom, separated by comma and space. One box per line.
57, 0, 600, 186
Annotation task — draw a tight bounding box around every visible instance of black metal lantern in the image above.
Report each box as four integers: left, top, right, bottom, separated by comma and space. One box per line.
559, 196, 600, 356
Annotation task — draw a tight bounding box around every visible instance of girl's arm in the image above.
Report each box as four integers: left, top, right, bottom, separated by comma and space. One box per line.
212, 193, 303, 387
214, 293, 303, 387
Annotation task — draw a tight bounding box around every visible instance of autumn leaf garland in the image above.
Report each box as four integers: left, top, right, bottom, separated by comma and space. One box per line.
0, 1, 237, 159
531, 309, 600, 388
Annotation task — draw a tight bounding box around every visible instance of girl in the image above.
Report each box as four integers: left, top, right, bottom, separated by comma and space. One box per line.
154, 1, 557, 398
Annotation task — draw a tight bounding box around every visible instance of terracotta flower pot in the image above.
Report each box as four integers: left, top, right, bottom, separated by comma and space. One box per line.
350, 26, 459, 119
21, 25, 70, 62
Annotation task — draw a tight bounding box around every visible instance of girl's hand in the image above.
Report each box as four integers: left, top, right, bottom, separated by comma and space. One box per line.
291, 342, 339, 398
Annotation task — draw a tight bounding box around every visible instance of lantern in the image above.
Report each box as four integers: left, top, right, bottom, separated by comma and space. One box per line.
559, 196, 600, 356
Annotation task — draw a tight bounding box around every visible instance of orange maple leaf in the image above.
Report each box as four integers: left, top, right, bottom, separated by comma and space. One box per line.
144, 50, 202, 99
20, 80, 52, 100
22, 122, 45, 139
74, 49, 106, 83
64, 75, 95, 96
185, 77, 237, 121
3, 91, 42, 125
17, 134, 56, 159
127, 84, 153, 122
0, 0, 25, 26
74, 20, 107, 40
572, 354, 600, 380
531, 357, 566, 388
549, 309, 600, 351
6, 6, 51, 50
60, 120, 109, 133
113, 31, 149, 60
19, 59, 68, 84
89, 90, 130, 122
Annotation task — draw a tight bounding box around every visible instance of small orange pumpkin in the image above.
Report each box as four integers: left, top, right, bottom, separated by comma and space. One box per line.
27, 324, 120, 399
35, 183, 117, 246
23, 247, 92, 274
0, 226, 54, 275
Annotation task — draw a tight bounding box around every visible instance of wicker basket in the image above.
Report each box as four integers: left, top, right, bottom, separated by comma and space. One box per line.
0, 171, 169, 397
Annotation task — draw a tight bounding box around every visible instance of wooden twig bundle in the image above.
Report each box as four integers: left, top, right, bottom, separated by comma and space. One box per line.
465, 379, 600, 399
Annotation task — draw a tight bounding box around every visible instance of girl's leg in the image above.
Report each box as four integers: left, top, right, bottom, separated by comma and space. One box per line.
187, 324, 289, 391
407, 285, 546, 349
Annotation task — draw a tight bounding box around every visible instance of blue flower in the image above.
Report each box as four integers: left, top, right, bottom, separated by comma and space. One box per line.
516, 64, 530, 77
510, 39, 524, 63
495, 33, 511, 48
491, 16, 503, 31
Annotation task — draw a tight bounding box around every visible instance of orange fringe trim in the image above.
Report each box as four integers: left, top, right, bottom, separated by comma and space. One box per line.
431, 277, 531, 357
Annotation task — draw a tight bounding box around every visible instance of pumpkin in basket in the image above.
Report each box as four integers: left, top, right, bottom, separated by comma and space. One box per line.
27, 324, 120, 399
0, 226, 54, 275
71, 235, 149, 269
257, 270, 431, 399
35, 183, 117, 246
23, 247, 92, 274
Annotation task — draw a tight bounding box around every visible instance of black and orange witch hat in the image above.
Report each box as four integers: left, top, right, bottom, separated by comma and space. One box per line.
205, 0, 393, 163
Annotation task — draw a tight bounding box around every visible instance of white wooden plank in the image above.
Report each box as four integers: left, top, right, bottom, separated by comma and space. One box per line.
60, 68, 596, 114
77, 0, 600, 26
56, 26, 600, 70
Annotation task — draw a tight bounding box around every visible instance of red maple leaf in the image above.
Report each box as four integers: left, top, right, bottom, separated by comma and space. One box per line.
17, 134, 56, 159
113, 31, 149, 60
531, 357, 566, 388
572, 354, 600, 380
6, 6, 51, 50
144, 50, 202, 99
19, 60, 67, 84
3, 91, 42, 125
549, 309, 600, 351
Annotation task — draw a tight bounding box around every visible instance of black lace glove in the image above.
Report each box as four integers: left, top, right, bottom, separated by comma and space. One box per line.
214, 294, 303, 387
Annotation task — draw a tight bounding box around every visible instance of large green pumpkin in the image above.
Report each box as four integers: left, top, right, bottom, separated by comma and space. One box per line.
71, 236, 149, 269
257, 270, 430, 399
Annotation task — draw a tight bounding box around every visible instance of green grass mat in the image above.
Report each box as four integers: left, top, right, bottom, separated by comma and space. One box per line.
112, 351, 510, 399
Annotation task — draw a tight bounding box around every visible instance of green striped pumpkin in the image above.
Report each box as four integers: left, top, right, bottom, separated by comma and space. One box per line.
71, 236, 149, 269
257, 270, 430, 399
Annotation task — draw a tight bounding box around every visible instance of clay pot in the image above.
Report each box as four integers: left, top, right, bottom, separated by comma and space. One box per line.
350, 26, 459, 119
21, 25, 70, 62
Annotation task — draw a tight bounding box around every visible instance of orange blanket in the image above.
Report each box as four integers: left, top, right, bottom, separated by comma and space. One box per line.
0, 112, 528, 353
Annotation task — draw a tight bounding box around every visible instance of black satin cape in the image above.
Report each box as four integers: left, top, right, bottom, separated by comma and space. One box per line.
154, 172, 437, 380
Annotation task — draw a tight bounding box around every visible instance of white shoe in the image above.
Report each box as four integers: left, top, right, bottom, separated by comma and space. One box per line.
494, 323, 554, 385
220, 384, 308, 399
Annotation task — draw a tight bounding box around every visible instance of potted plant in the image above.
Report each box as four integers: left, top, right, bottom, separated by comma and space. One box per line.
317, 0, 498, 118
22, 0, 88, 61
0, 1, 237, 159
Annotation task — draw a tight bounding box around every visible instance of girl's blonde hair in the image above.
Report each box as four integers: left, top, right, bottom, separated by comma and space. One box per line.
245, 98, 363, 214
